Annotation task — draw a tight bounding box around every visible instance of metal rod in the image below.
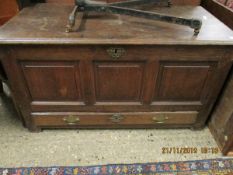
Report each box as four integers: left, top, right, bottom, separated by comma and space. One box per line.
69, 0, 202, 35
108, 0, 169, 7
66, 5, 79, 33
84, 4, 202, 34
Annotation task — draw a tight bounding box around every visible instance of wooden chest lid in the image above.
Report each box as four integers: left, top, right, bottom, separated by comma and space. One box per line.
0, 3, 233, 45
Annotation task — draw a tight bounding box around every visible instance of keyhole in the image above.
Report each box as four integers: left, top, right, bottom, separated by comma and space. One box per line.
107, 47, 125, 59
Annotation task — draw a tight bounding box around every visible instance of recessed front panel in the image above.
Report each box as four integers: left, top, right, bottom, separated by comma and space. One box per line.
21, 61, 83, 101
154, 62, 214, 102
94, 61, 145, 102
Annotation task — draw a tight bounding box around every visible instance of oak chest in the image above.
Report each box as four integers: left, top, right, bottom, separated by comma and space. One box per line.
0, 4, 232, 131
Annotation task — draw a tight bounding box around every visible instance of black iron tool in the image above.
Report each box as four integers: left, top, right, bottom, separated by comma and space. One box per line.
66, 0, 202, 35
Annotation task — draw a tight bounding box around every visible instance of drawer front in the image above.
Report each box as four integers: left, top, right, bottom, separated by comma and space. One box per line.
32, 112, 198, 127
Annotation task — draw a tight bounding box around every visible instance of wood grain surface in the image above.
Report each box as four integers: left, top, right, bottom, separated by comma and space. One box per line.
0, 4, 233, 45
209, 69, 233, 156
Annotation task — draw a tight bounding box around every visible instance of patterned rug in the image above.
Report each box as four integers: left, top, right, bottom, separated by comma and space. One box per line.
0, 158, 233, 175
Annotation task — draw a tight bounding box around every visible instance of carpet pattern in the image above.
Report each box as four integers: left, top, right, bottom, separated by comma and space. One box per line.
0, 159, 233, 175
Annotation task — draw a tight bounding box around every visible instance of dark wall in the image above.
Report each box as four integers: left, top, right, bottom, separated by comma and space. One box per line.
18, 0, 45, 8
30, 0, 45, 2
18, 0, 31, 8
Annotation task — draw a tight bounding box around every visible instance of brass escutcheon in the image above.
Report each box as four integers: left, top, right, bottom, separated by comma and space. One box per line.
63, 115, 80, 125
107, 47, 125, 59
152, 114, 169, 124
110, 114, 124, 123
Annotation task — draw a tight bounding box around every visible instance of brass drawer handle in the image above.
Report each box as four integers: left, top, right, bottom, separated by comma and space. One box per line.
63, 115, 80, 125
152, 114, 169, 124
107, 47, 125, 59
110, 114, 124, 123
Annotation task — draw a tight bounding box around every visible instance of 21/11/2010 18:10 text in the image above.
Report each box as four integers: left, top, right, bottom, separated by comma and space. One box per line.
162, 147, 219, 154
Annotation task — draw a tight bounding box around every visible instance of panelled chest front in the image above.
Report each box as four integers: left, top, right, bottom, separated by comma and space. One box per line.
0, 4, 232, 131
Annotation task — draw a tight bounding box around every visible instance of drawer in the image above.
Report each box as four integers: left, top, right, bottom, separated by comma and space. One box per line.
32, 112, 198, 127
